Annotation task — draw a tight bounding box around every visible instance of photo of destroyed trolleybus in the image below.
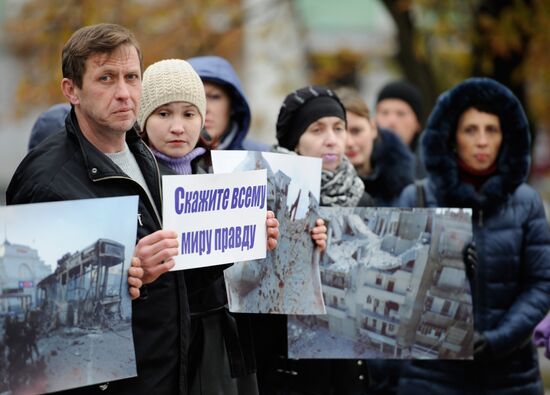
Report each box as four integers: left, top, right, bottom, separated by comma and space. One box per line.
0, 238, 133, 394
36, 238, 126, 329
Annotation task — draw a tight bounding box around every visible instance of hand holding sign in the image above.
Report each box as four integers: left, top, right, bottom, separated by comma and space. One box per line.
310, 218, 327, 252
266, 210, 279, 251
134, 230, 179, 282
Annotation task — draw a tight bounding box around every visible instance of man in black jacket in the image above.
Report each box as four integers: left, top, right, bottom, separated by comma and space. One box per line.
6, 23, 186, 394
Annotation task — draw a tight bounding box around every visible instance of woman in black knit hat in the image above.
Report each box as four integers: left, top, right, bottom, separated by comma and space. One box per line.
253, 85, 374, 395
275, 85, 373, 207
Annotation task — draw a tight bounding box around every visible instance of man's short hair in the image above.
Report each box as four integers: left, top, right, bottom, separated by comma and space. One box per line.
61, 23, 143, 88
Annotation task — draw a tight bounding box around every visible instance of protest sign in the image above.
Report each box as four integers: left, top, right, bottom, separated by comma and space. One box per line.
0, 196, 137, 394
162, 169, 267, 271
212, 150, 325, 315
288, 207, 474, 359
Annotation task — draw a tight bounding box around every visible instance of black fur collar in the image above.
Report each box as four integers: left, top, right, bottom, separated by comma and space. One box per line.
422, 77, 531, 208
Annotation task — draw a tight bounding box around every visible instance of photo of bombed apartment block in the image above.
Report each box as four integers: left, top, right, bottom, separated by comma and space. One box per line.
288, 207, 474, 360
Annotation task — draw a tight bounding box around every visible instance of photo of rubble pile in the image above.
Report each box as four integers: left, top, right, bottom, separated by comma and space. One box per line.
213, 150, 325, 314
0, 196, 138, 394
288, 207, 474, 360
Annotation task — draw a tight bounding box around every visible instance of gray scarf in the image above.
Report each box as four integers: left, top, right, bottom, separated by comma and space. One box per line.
271, 145, 364, 207
320, 155, 365, 207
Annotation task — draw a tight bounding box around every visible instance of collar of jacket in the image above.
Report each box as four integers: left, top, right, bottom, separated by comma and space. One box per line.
365, 128, 415, 202
65, 108, 162, 211
421, 78, 531, 209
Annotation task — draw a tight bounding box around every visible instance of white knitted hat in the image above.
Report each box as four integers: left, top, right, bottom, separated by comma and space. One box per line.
138, 59, 206, 131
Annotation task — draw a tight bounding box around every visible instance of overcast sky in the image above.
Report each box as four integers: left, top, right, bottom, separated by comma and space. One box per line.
1, 196, 138, 272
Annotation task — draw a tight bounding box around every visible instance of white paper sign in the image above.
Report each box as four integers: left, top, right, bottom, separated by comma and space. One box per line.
162, 169, 267, 270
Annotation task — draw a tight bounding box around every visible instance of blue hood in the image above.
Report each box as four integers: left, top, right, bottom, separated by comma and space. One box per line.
187, 56, 251, 150
422, 77, 531, 209
28, 103, 71, 151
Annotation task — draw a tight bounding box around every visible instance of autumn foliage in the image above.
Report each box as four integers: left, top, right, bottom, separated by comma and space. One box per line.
3, 0, 243, 116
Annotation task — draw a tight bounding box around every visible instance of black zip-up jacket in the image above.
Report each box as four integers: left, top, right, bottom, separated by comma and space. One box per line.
6, 109, 190, 394
158, 156, 257, 384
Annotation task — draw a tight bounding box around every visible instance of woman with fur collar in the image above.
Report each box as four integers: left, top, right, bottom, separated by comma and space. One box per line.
397, 77, 550, 395
253, 85, 373, 395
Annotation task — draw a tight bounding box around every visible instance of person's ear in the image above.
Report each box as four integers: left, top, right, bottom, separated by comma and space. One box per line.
61, 78, 80, 105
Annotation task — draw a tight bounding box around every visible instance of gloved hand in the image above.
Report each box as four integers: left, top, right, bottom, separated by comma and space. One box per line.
473, 331, 491, 360
462, 240, 477, 286
534, 316, 550, 359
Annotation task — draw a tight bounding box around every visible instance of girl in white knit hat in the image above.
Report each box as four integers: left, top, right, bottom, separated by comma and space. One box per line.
138, 59, 209, 175
138, 58, 268, 395
138, 59, 326, 395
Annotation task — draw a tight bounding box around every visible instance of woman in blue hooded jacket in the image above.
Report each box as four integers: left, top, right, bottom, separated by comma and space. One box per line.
397, 77, 550, 395
187, 55, 268, 152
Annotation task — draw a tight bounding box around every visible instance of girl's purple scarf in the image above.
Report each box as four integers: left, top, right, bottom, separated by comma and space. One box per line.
151, 147, 205, 175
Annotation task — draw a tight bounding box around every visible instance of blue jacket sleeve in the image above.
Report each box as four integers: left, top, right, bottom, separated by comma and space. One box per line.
484, 190, 550, 356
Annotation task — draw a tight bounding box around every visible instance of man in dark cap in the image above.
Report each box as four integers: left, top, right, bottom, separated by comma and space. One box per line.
375, 81, 426, 178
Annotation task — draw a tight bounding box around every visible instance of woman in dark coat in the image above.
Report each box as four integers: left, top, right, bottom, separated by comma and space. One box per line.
397, 77, 550, 395
253, 85, 374, 395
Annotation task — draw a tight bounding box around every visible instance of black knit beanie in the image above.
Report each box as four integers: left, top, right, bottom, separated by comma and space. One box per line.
377, 81, 424, 125
276, 86, 347, 151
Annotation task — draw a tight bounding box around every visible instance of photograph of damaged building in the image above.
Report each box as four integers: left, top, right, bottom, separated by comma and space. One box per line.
0, 237, 135, 394
288, 207, 474, 360
0, 197, 137, 394
37, 238, 128, 328
214, 150, 325, 314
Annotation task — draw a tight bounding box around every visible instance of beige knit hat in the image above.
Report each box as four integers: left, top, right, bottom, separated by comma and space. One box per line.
138, 59, 206, 131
